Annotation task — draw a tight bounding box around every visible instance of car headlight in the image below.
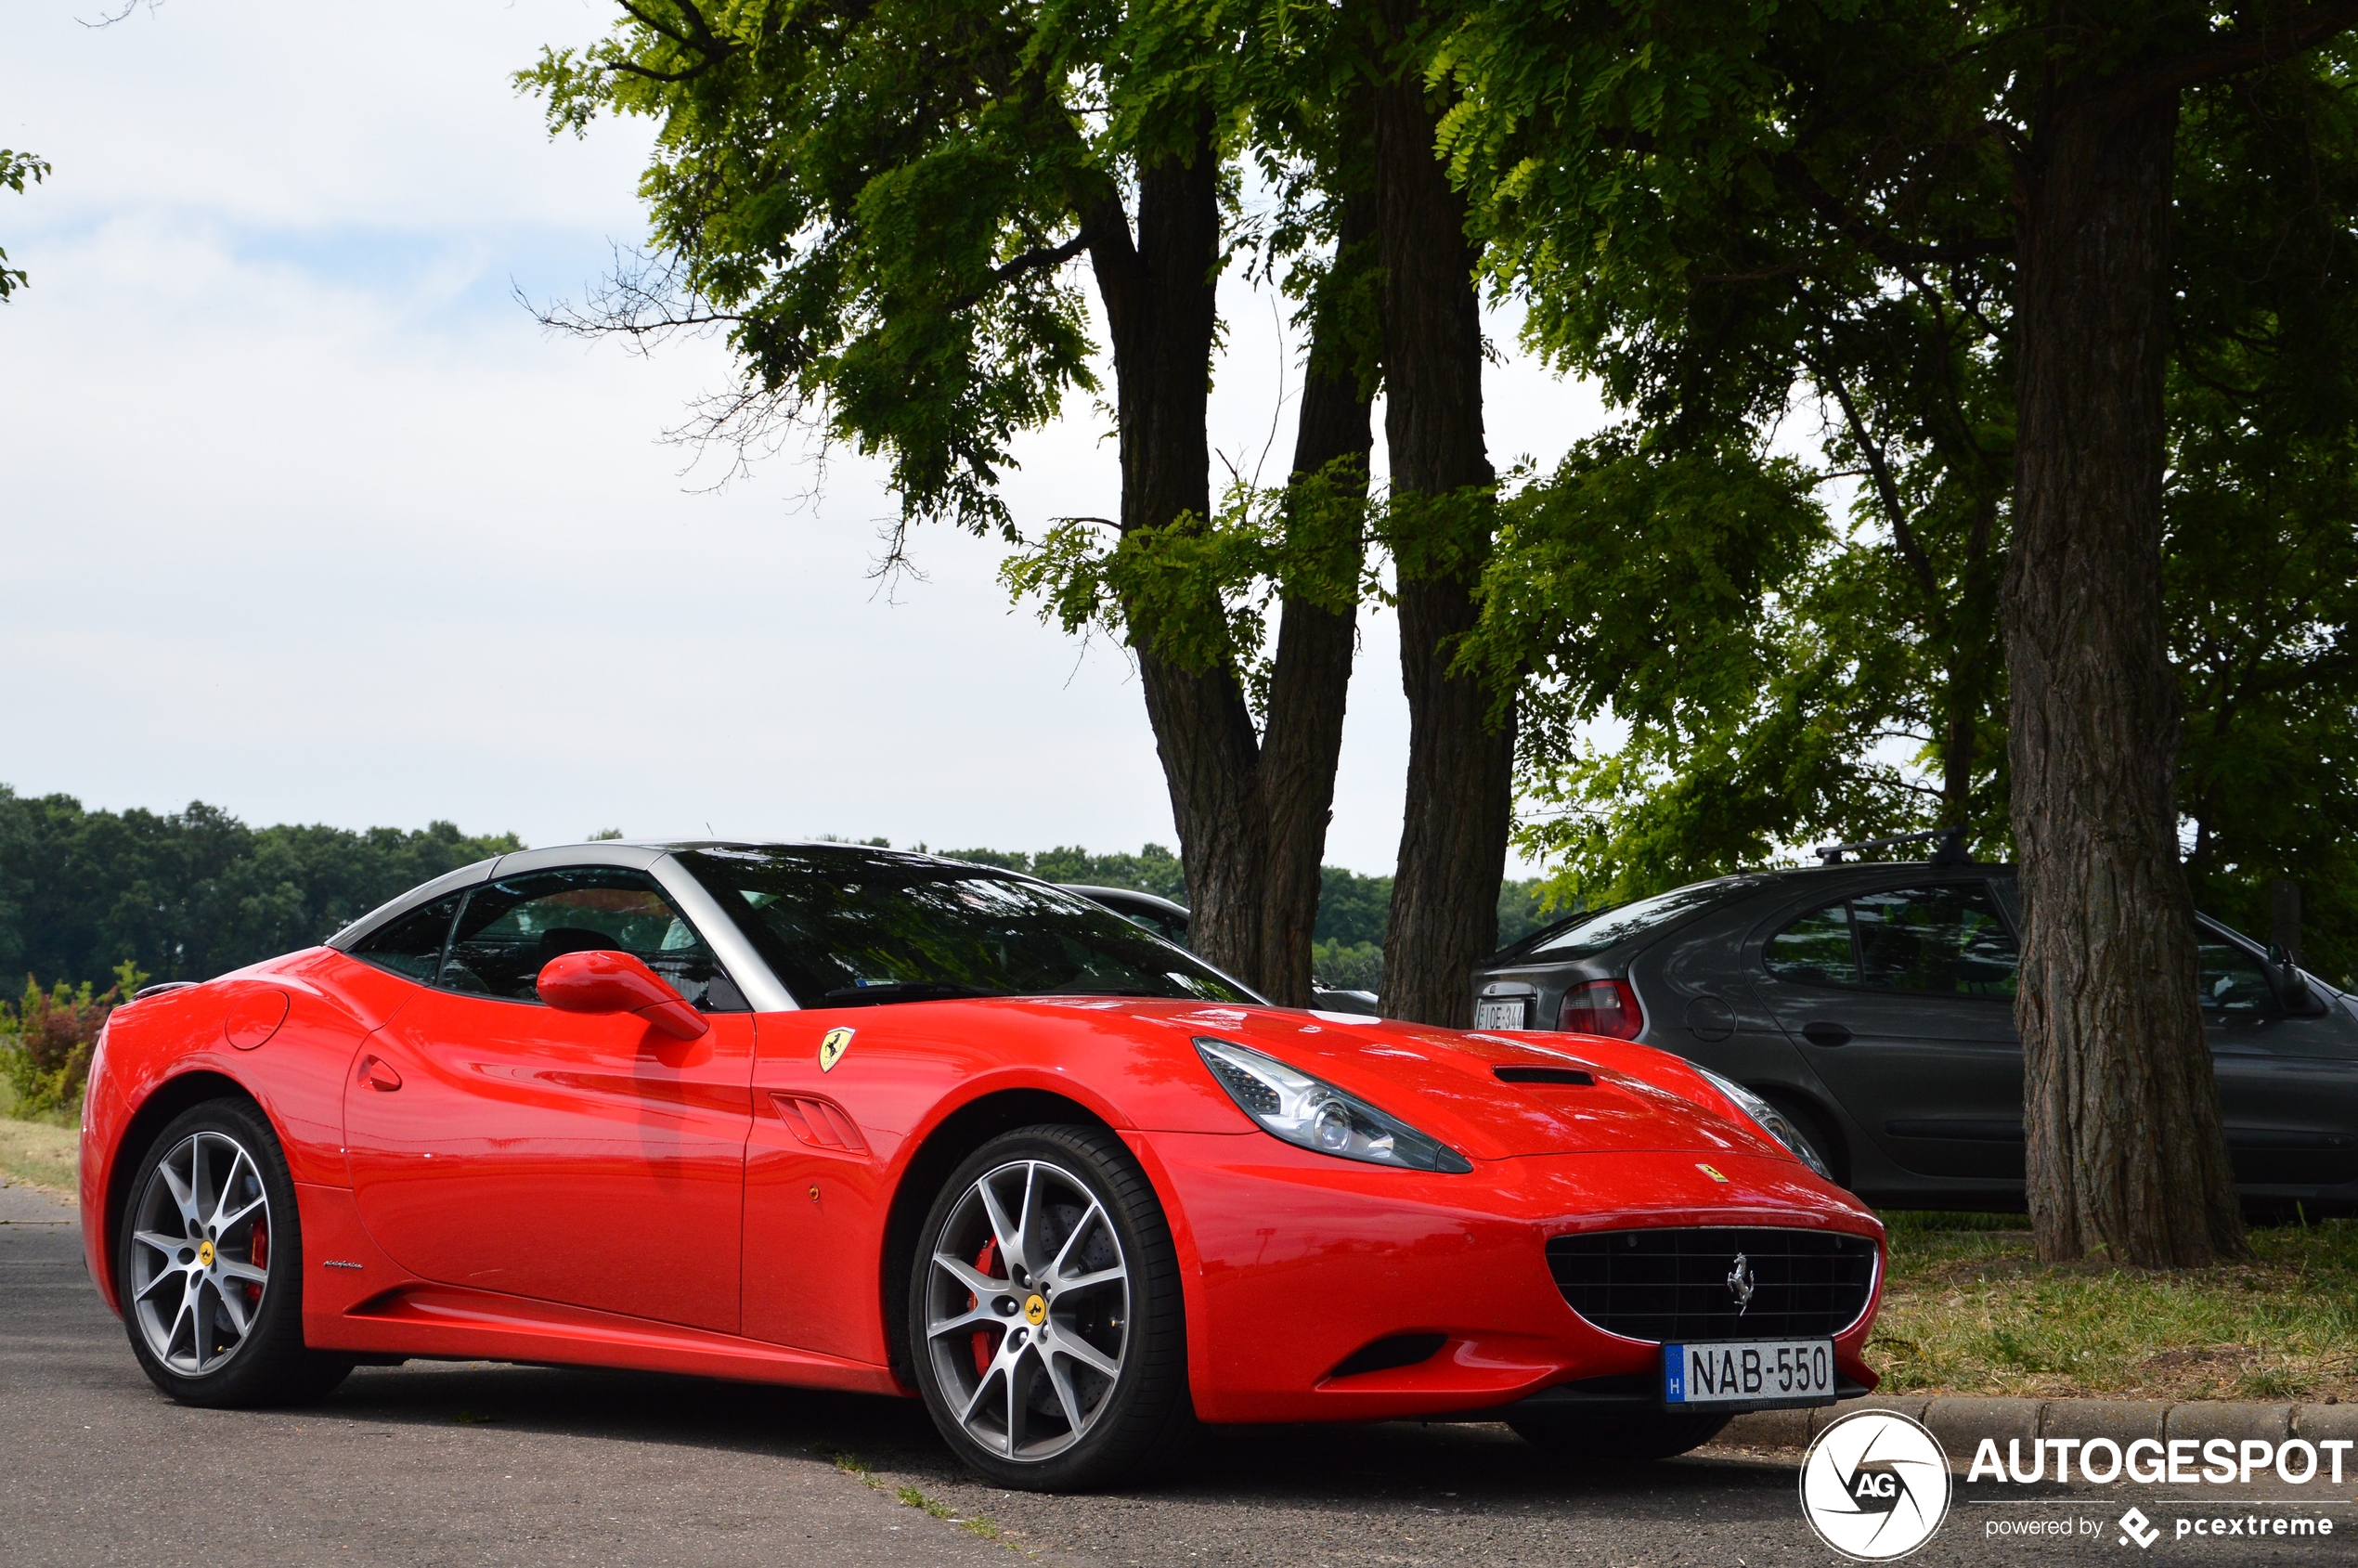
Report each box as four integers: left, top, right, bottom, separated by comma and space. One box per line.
1691, 1064, 1834, 1181
1194, 1037, 1473, 1173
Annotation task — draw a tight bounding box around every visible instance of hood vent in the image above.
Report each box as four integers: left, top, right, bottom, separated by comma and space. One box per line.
1494, 1065, 1595, 1087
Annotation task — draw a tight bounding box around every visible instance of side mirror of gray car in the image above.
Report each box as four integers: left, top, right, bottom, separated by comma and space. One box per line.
2265, 945, 2327, 1017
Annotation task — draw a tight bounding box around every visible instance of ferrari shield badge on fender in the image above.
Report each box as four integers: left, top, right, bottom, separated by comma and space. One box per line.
1696, 1162, 1730, 1183
819, 1027, 854, 1072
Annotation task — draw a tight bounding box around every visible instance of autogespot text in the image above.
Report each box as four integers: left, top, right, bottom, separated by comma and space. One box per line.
1966, 1436, 2352, 1487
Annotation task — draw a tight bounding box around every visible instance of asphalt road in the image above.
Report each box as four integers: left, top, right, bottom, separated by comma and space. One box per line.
4, 1179, 2350, 1567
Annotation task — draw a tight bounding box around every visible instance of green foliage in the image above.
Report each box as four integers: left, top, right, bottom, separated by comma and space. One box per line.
1314, 863, 1390, 945
1003, 454, 1372, 704
518, 0, 1244, 540
1311, 939, 1381, 991
1, 977, 114, 1117
0, 786, 523, 989
0, 147, 49, 303
1439, 2, 2358, 986
943, 843, 1190, 903
2168, 61, 2358, 990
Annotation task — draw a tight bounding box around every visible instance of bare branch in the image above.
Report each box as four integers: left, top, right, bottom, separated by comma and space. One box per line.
519, 244, 743, 356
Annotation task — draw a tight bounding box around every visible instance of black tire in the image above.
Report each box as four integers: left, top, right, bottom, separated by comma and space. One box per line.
1508, 1407, 1730, 1464
907, 1124, 1197, 1490
116, 1097, 355, 1407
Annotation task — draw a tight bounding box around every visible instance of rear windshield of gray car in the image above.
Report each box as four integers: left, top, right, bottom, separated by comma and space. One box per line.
676, 846, 1253, 1008
1527, 876, 1769, 959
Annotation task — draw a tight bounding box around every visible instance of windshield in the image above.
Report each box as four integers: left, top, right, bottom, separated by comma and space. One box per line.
1527, 876, 1767, 960
677, 847, 1256, 1007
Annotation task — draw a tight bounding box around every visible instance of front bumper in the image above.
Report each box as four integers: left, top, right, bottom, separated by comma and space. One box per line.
1131, 1133, 1884, 1425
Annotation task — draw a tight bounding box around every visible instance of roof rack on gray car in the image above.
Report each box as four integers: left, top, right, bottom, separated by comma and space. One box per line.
1812, 825, 1971, 866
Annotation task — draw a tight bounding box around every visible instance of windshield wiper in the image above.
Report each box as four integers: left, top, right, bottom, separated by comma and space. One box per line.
820, 980, 1010, 1007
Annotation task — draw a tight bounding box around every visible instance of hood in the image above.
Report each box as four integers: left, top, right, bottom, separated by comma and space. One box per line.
1129, 1003, 1794, 1164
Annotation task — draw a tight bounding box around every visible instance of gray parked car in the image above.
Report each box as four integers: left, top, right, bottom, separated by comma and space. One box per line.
1061, 885, 1382, 1016
1469, 848, 2358, 1212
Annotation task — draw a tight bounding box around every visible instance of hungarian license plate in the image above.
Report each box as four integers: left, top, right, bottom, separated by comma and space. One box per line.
1663, 1338, 1838, 1408
1473, 998, 1530, 1030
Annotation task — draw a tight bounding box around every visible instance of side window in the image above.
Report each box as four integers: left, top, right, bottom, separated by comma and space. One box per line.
1850, 885, 2019, 996
1765, 901, 1857, 985
441, 868, 744, 1010
349, 894, 462, 983
2197, 939, 2276, 1014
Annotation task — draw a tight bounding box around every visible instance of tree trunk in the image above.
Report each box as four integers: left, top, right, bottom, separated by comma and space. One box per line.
1255, 196, 1377, 1005
2008, 76, 2245, 1265
1368, 0, 1511, 1027
1087, 124, 1271, 987
1088, 123, 1371, 1002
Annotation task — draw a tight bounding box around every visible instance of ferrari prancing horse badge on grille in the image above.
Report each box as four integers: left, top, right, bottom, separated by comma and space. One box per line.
819, 1028, 854, 1072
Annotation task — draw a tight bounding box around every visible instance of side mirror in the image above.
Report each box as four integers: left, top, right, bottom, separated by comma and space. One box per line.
536, 950, 709, 1041
2264, 944, 2323, 1017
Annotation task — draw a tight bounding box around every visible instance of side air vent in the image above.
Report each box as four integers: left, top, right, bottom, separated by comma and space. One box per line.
1495, 1066, 1595, 1086
1546, 1227, 1877, 1342
770, 1094, 870, 1156
1327, 1333, 1447, 1380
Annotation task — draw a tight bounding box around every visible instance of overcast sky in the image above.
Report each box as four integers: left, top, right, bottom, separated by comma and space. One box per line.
1, 0, 1604, 875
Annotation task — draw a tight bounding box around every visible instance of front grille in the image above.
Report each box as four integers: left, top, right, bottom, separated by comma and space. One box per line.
1546, 1227, 1877, 1342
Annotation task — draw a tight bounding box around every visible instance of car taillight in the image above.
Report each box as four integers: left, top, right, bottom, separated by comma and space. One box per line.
1559, 978, 1643, 1040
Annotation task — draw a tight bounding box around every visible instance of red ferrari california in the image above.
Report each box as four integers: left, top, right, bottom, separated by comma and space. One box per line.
79, 842, 1883, 1488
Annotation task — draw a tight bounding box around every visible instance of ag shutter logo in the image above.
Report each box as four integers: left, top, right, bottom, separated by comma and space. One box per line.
1800, 1409, 1953, 1561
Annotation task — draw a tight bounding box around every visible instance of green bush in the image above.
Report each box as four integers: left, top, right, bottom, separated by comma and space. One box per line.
0, 959, 141, 1118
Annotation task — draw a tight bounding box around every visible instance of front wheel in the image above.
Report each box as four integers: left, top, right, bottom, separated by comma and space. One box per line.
117, 1098, 354, 1406
907, 1125, 1196, 1490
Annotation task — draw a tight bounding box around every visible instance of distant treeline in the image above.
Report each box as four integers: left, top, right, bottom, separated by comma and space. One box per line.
0, 791, 1565, 992
0, 788, 521, 989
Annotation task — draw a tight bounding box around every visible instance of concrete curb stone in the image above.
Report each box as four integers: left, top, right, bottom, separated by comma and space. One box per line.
1918, 1396, 2039, 1448
2291, 1403, 2358, 1442
2039, 1400, 2167, 1445
2167, 1401, 2292, 1444
1720, 1395, 2352, 1454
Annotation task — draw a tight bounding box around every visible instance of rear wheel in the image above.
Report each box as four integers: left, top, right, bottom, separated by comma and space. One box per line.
1508, 1407, 1730, 1464
908, 1125, 1196, 1490
117, 1098, 354, 1407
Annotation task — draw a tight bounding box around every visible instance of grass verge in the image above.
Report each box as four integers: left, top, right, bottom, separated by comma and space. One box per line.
1871, 1211, 2358, 1403
0, 1076, 77, 1193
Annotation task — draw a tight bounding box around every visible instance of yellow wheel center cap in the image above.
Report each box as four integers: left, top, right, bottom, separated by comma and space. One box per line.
1023, 1294, 1047, 1327
196, 1239, 215, 1268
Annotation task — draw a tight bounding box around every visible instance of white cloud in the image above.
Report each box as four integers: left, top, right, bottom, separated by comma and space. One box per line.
0, 0, 1600, 876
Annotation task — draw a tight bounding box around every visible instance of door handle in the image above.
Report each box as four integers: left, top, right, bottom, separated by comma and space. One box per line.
358, 1055, 403, 1092
1801, 1022, 1853, 1048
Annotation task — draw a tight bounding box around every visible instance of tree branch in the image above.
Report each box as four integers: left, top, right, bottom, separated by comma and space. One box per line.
2115, 1, 2358, 106
1821, 366, 1946, 628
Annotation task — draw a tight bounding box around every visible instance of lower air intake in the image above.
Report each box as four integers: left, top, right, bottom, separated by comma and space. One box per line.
1546, 1227, 1876, 1342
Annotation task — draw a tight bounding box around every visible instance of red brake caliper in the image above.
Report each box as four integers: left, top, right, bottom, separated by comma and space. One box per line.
246, 1219, 269, 1307
971, 1237, 999, 1377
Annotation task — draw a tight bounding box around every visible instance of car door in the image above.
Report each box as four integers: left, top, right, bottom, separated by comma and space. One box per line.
2194, 926, 2358, 1189
1754, 878, 2026, 1179
342, 865, 757, 1333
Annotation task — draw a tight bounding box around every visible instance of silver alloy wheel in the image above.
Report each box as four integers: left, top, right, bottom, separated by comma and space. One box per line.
128, 1130, 272, 1376
923, 1158, 1131, 1462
